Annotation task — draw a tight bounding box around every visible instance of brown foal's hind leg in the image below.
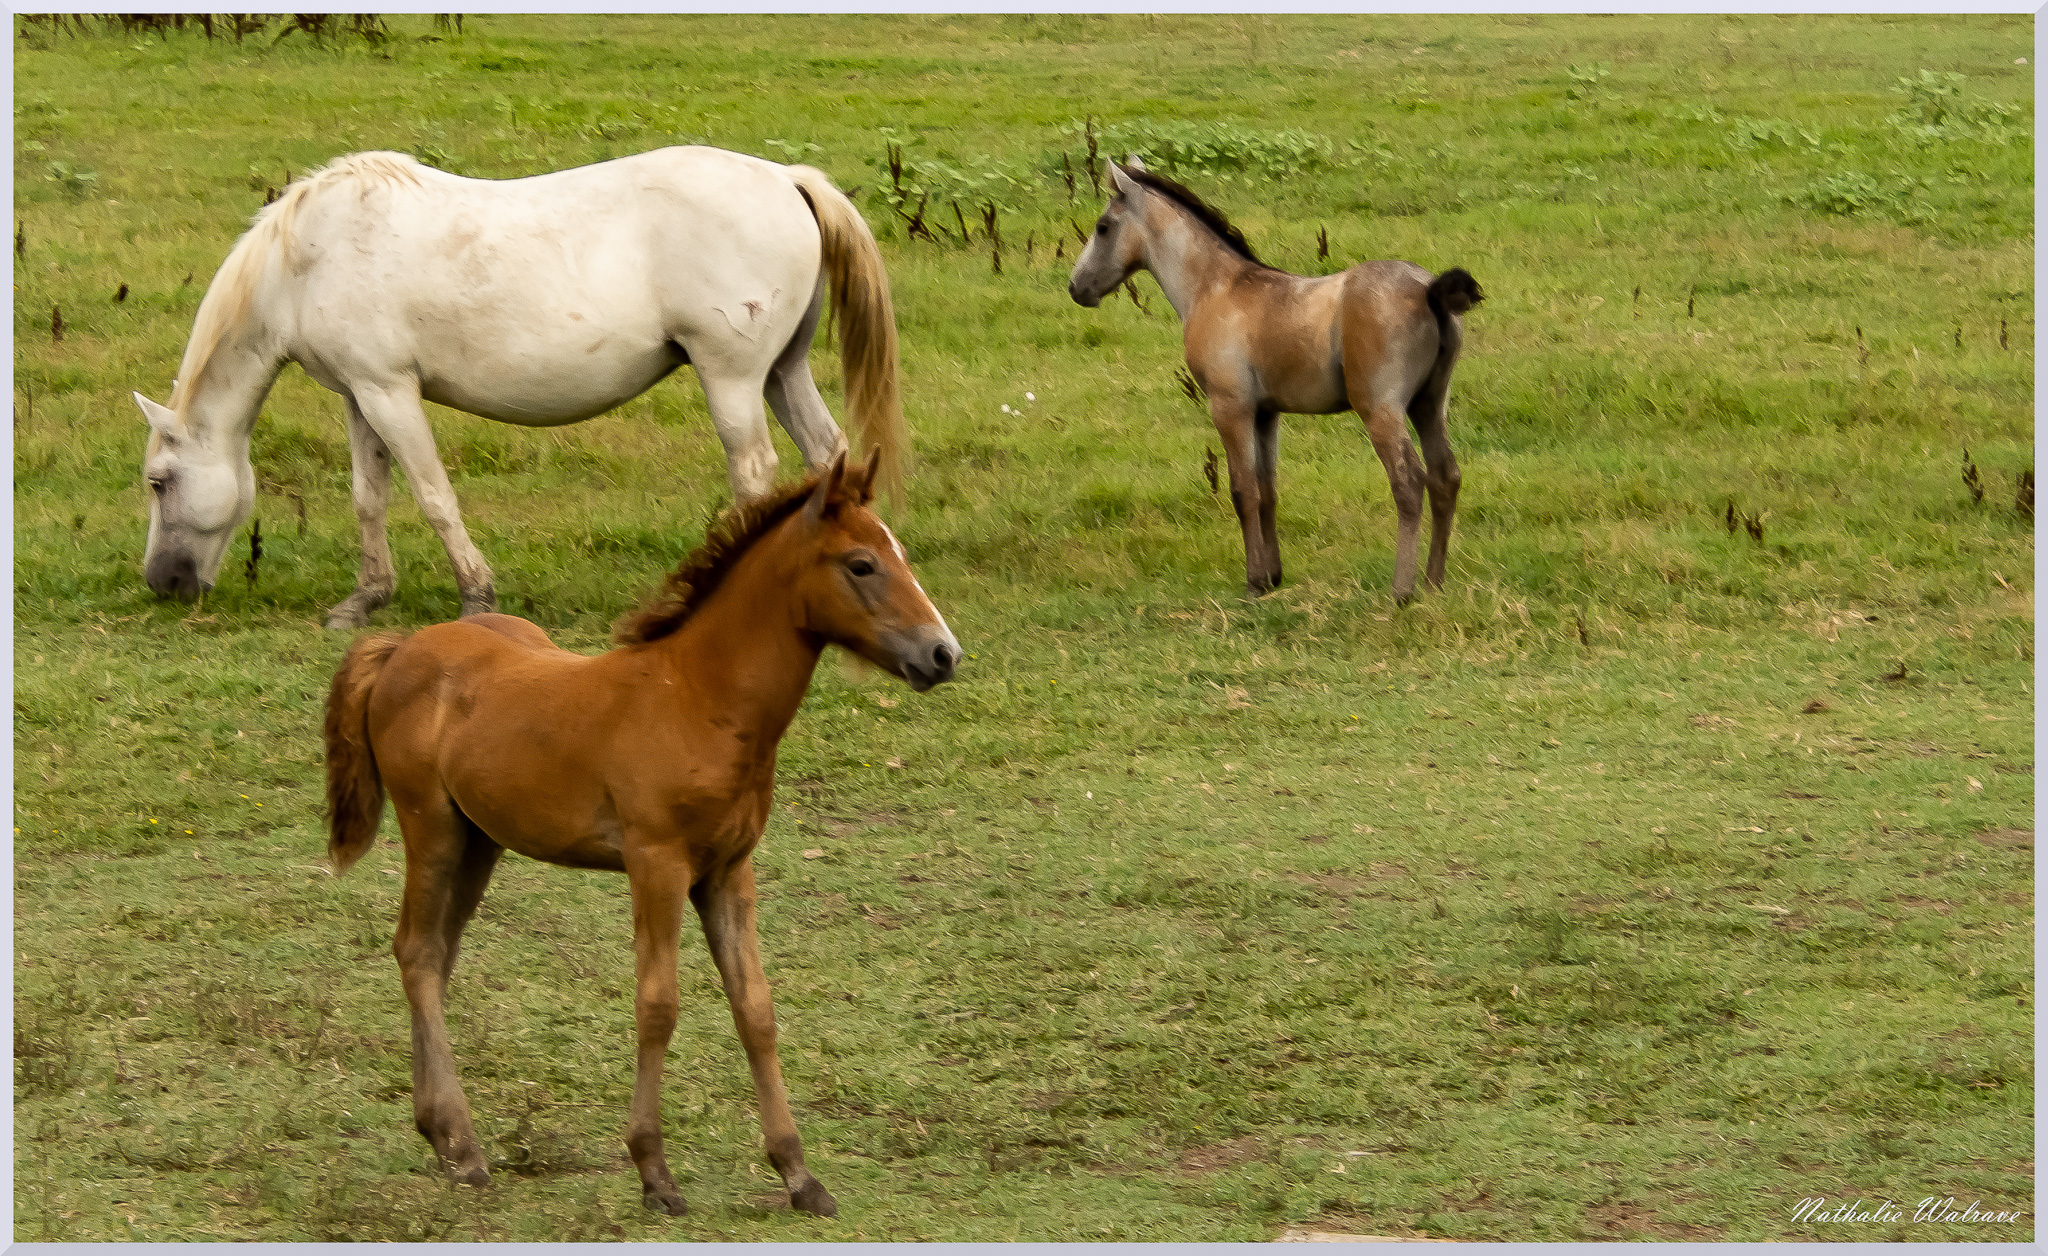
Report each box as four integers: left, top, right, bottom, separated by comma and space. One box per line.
1357, 400, 1428, 603
1210, 395, 1281, 595
393, 810, 504, 1185
621, 844, 692, 1215
693, 861, 837, 1218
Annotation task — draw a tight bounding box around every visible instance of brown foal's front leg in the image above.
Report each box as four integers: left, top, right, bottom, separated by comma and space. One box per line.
1210, 395, 1281, 595
623, 846, 692, 1215
693, 860, 837, 1217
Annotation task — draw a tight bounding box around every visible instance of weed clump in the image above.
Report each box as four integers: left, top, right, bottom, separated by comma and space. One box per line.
1886, 69, 2024, 146
1785, 170, 1928, 222
1059, 117, 1348, 184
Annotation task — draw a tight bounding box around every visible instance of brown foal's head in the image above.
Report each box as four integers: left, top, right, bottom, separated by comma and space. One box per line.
790, 449, 960, 692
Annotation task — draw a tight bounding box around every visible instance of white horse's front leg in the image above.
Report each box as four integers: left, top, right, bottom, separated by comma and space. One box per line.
349, 384, 497, 620
325, 399, 400, 630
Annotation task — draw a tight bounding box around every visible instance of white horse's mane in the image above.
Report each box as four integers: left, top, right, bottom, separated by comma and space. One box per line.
169, 152, 425, 412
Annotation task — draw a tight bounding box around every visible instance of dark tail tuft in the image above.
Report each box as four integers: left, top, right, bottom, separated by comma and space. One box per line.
323, 630, 406, 874
1426, 267, 1484, 319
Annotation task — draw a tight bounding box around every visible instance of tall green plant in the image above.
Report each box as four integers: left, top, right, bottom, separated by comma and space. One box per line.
1887, 69, 2023, 145
1059, 117, 1349, 184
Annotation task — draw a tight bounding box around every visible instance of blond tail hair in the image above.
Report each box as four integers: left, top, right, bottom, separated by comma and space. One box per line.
322, 630, 406, 873
785, 165, 907, 508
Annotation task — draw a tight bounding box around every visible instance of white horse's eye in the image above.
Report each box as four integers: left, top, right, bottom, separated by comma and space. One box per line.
146, 477, 166, 493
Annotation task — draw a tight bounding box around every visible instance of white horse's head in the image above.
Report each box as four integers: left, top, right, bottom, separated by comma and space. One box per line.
1067, 158, 1154, 308
137, 391, 255, 599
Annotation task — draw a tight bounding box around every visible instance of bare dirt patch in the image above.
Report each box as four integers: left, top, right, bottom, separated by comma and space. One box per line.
1582, 1201, 1724, 1241
1279, 1225, 1458, 1242
1026, 1089, 1077, 1112
1884, 895, 1957, 915
1973, 826, 2032, 848
1287, 871, 1401, 899
820, 807, 905, 838
1175, 1135, 1267, 1175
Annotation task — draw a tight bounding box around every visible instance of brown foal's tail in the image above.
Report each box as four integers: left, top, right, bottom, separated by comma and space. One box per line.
323, 630, 406, 875
785, 163, 907, 509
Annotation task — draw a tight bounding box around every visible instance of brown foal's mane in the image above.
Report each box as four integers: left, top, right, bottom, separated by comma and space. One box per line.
612, 476, 820, 646
1122, 165, 1267, 267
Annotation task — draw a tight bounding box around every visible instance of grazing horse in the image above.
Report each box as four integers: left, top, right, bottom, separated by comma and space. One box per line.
322, 450, 958, 1218
138, 146, 906, 629
1068, 159, 1482, 602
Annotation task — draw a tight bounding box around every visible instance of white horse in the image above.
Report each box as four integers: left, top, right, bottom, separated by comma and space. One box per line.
136, 147, 906, 628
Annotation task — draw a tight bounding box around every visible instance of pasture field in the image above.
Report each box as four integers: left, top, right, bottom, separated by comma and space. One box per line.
12, 13, 2034, 1242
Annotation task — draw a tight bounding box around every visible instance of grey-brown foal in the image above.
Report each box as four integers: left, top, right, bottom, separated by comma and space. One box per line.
1069, 159, 1482, 602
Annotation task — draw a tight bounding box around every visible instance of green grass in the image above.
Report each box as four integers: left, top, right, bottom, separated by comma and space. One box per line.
13, 13, 2034, 1243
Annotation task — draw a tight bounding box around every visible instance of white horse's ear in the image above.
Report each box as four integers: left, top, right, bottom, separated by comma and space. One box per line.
1106, 160, 1139, 197
134, 392, 179, 436
1124, 154, 1148, 172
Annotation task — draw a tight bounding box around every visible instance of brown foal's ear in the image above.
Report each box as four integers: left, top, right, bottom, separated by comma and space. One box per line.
849, 445, 883, 506
804, 452, 848, 525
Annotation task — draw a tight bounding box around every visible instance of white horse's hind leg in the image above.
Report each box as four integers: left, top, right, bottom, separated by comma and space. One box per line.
348, 383, 497, 620
763, 284, 848, 471
325, 399, 401, 630
700, 374, 781, 502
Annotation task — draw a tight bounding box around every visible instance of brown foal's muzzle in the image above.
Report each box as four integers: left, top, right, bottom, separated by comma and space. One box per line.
884, 625, 960, 692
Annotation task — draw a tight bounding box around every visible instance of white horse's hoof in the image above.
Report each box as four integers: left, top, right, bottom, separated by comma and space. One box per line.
325, 591, 388, 630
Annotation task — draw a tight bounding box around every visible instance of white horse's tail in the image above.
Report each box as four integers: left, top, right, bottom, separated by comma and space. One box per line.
784, 165, 907, 508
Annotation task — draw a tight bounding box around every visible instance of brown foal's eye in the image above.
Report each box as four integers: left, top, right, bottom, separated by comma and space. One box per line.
847, 556, 877, 578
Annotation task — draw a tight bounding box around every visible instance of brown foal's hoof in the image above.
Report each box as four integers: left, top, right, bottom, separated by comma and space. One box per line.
642, 1185, 690, 1216
453, 1165, 491, 1187
790, 1179, 838, 1218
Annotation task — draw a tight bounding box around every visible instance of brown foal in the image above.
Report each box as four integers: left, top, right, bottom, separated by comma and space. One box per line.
1069, 159, 1483, 602
323, 450, 958, 1218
